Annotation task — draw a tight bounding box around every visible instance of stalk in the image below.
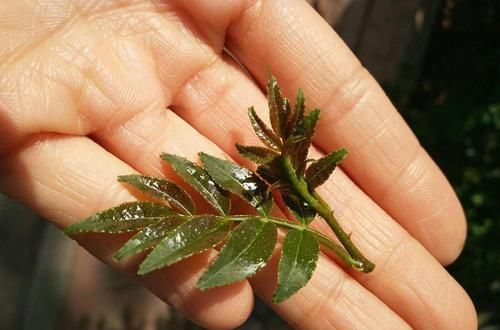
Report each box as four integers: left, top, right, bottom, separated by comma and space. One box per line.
227, 215, 365, 271
282, 157, 375, 272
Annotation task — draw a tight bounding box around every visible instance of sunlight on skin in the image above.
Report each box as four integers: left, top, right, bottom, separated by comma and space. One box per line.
0, 1, 476, 329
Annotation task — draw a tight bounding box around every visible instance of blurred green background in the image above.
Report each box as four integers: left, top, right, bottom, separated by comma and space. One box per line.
392, 1, 500, 327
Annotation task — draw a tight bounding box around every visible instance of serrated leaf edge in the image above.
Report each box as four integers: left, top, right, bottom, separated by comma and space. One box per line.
118, 174, 195, 215
161, 153, 231, 215
272, 229, 319, 303
197, 218, 277, 290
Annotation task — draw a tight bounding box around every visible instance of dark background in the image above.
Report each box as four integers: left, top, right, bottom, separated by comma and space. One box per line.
392, 1, 500, 327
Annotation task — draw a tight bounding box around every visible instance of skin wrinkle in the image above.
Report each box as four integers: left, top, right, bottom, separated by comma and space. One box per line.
350, 110, 396, 155
412, 190, 452, 227
294, 269, 345, 329
171, 58, 231, 112
0, 1, 76, 69
41, 136, 135, 219
169, 56, 220, 106
366, 234, 411, 282
40, 60, 94, 135
393, 160, 440, 215
33, 176, 87, 223
173, 9, 224, 55
367, 234, 460, 329
399, 270, 438, 329
2, 1, 178, 146
0, 135, 98, 223
16, 24, 115, 130
225, 0, 263, 46
352, 127, 422, 198
316, 84, 377, 151
303, 55, 362, 111
353, 208, 397, 255
114, 109, 172, 177
384, 153, 436, 205
313, 64, 367, 121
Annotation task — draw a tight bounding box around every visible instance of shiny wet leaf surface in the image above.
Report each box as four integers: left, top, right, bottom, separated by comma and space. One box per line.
118, 175, 195, 215
161, 153, 230, 215
113, 215, 188, 261
273, 229, 319, 303
197, 218, 277, 290
63, 202, 174, 235
138, 215, 230, 275
200, 153, 272, 216
305, 148, 347, 189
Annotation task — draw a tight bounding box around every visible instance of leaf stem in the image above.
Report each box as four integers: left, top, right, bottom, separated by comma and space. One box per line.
226, 215, 365, 271
282, 157, 375, 272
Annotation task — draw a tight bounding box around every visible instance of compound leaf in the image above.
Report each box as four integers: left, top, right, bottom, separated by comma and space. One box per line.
161, 153, 230, 215
197, 218, 277, 289
113, 215, 188, 261
64, 201, 174, 235
305, 148, 348, 189
200, 152, 273, 216
138, 215, 231, 275
118, 175, 195, 215
273, 229, 319, 303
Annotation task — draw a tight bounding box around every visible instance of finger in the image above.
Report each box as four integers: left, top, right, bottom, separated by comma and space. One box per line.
252, 251, 409, 329
164, 56, 477, 328
176, 0, 466, 265
0, 134, 253, 330
92, 104, 409, 329
308, 152, 477, 329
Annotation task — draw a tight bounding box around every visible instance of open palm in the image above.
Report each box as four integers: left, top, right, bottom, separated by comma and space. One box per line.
0, 1, 476, 329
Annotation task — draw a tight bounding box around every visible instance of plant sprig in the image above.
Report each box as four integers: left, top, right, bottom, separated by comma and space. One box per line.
64, 72, 374, 303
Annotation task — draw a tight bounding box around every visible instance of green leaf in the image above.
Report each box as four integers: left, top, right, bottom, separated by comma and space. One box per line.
236, 144, 279, 164
305, 148, 348, 189
256, 156, 283, 185
248, 107, 282, 151
113, 215, 188, 261
284, 88, 305, 139
138, 215, 231, 275
118, 175, 195, 215
200, 152, 273, 216
63, 202, 174, 235
161, 154, 230, 215
287, 109, 321, 175
197, 218, 277, 289
273, 229, 319, 303
282, 192, 316, 225
283, 97, 291, 131
267, 72, 287, 137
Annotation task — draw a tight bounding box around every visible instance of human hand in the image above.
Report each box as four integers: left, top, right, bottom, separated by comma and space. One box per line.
0, 1, 476, 329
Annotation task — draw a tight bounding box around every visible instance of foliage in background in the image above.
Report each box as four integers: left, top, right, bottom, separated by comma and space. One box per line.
391, 0, 500, 324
